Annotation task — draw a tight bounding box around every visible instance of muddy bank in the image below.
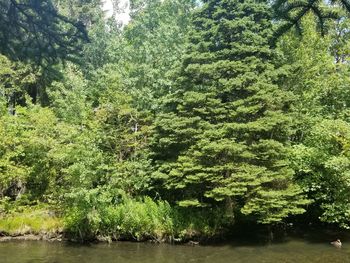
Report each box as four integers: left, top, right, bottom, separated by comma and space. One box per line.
0, 231, 64, 242
0, 231, 201, 245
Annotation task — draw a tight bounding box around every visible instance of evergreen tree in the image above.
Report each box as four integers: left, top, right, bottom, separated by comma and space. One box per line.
273, 0, 350, 36
0, 0, 88, 64
152, 0, 308, 224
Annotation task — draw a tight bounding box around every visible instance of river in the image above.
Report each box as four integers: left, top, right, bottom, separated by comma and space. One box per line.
1, 237, 349, 263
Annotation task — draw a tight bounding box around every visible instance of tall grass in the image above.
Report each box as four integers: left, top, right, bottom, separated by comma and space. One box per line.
0, 208, 62, 236
64, 195, 227, 242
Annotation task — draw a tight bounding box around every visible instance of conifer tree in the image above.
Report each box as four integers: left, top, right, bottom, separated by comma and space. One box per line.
273, 0, 350, 36
0, 0, 88, 64
152, 0, 309, 224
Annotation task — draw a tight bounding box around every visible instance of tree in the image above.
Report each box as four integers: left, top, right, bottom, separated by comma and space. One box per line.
0, 0, 88, 64
48, 63, 90, 124
55, 0, 104, 28
0, 102, 58, 200
273, 0, 350, 36
119, 0, 196, 111
278, 14, 350, 228
277, 14, 337, 118
151, 0, 308, 224
56, 0, 117, 72
290, 120, 350, 229
89, 64, 153, 195
0, 54, 40, 113
329, 14, 350, 64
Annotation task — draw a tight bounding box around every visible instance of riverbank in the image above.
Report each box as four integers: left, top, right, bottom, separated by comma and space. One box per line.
0, 234, 63, 242
0, 204, 220, 244
0, 221, 349, 247
1, 204, 347, 245
0, 207, 63, 242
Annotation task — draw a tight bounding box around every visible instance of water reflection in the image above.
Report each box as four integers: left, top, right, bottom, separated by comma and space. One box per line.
1, 238, 349, 263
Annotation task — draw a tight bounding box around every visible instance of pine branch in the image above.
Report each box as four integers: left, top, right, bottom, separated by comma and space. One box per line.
273, 0, 347, 38
0, 0, 88, 64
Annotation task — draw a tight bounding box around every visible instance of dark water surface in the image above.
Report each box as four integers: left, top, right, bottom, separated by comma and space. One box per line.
1, 238, 350, 263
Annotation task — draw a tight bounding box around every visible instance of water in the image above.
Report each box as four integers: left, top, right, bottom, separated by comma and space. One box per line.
1, 238, 349, 263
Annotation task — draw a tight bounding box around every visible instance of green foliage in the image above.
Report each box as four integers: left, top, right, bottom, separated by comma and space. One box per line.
63, 188, 170, 241
152, 0, 308, 224
0, 104, 58, 200
273, 0, 350, 36
278, 14, 350, 228
56, 0, 104, 28
118, 0, 196, 111
89, 64, 154, 195
170, 206, 228, 240
291, 119, 350, 228
2, 0, 350, 241
0, 0, 88, 63
278, 14, 350, 121
63, 187, 226, 241
0, 54, 40, 108
0, 98, 105, 202
49, 63, 91, 124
